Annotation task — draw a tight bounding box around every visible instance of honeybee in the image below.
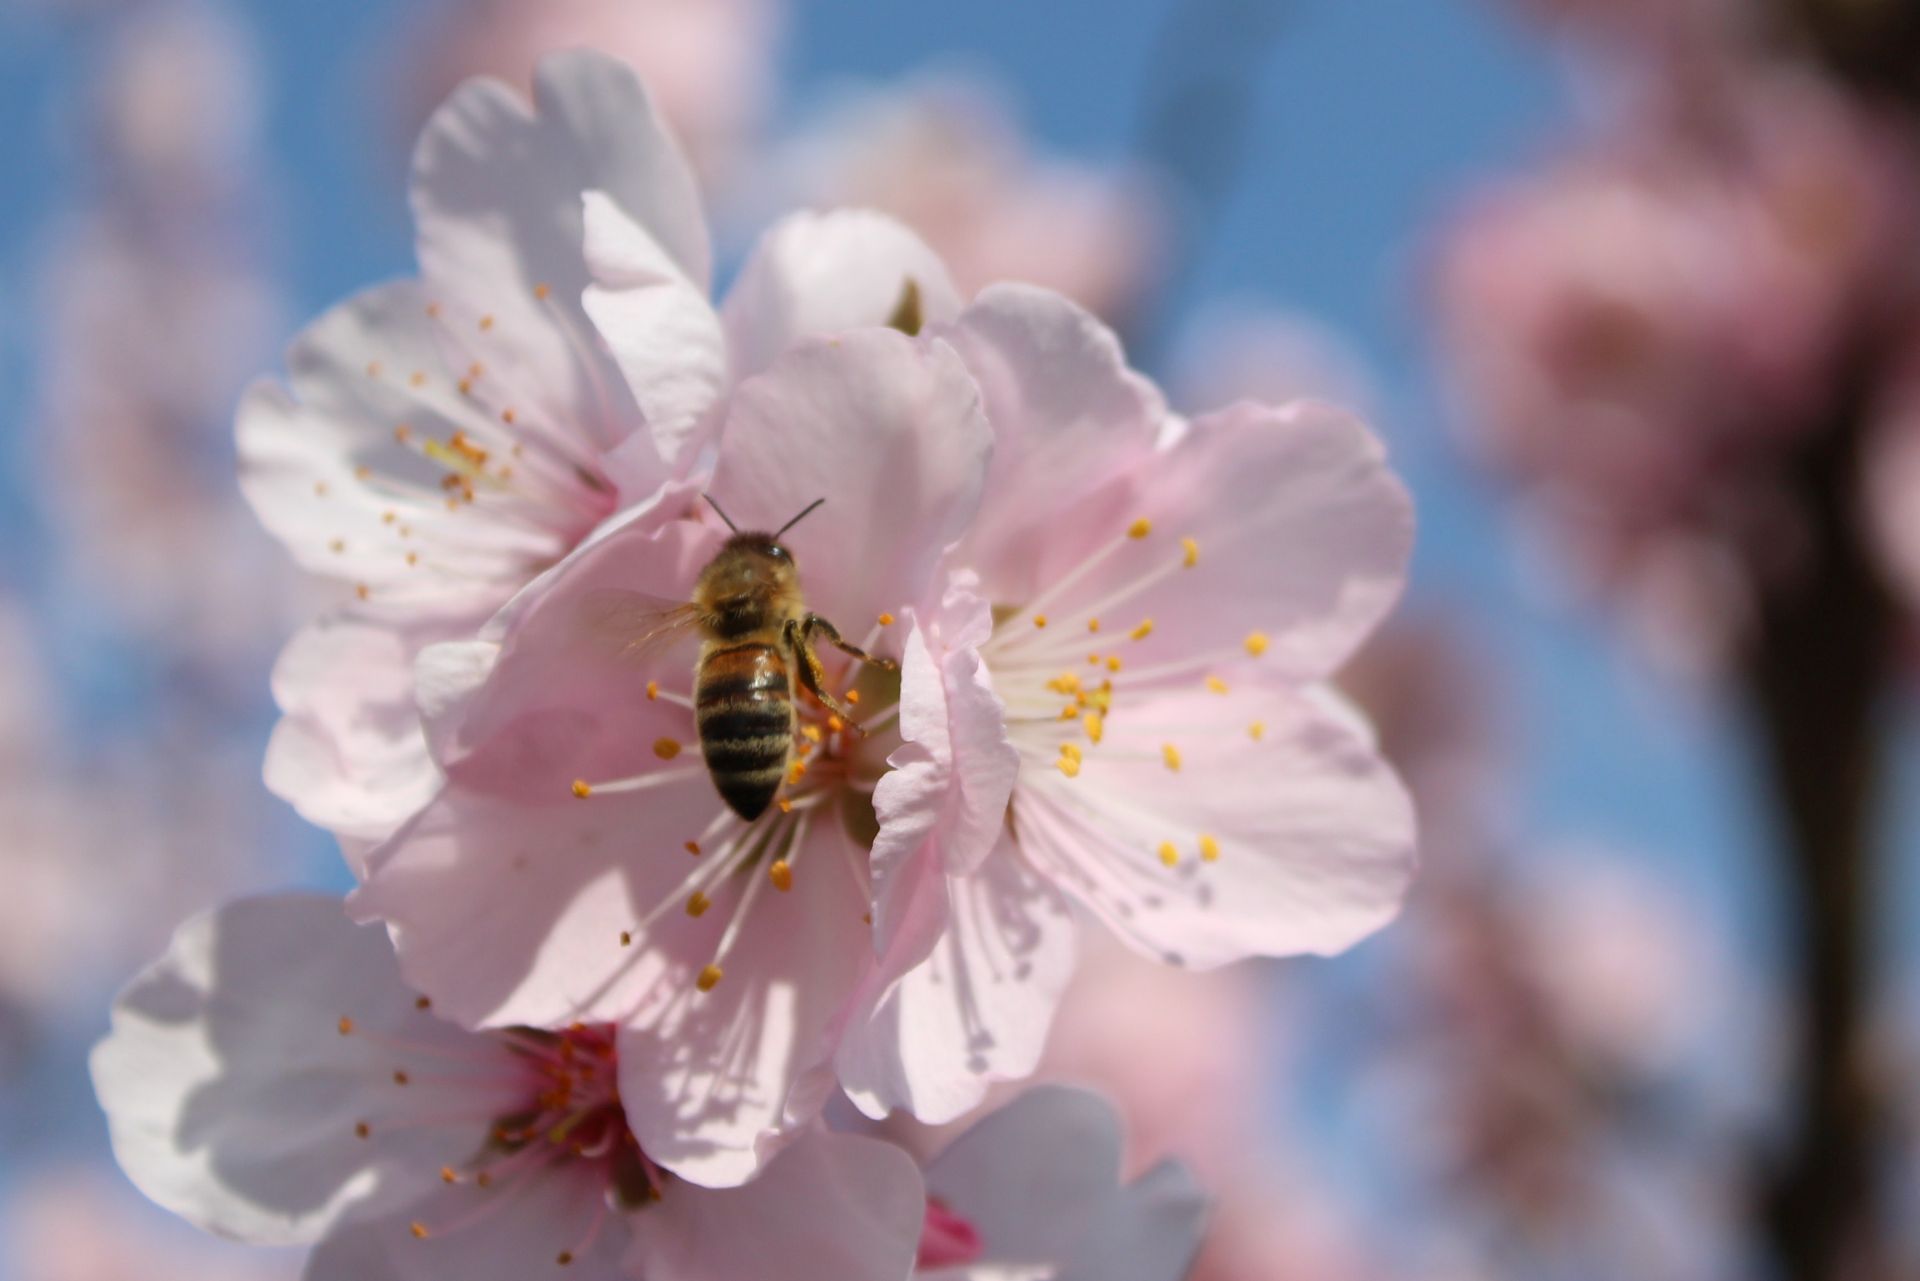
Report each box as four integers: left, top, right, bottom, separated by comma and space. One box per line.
586, 496, 894, 821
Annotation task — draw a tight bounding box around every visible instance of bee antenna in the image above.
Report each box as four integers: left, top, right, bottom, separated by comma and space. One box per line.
702, 494, 740, 533
774, 498, 826, 539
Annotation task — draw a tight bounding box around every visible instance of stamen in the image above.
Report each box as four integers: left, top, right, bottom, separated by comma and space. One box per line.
686, 892, 710, 918
1206, 676, 1229, 695
571, 780, 593, 799
1128, 518, 1152, 539
1199, 834, 1221, 862
1182, 537, 1199, 567
1106, 655, 1123, 672
410, 1222, 430, 1240
1129, 618, 1154, 641
1157, 841, 1180, 868
1161, 744, 1183, 772
1083, 713, 1105, 744
1244, 631, 1270, 657
683, 840, 701, 856
645, 681, 659, 700
1033, 615, 1048, 628
1088, 618, 1101, 633
1249, 721, 1265, 740
652, 739, 682, 760
696, 964, 724, 992
338, 1016, 355, 1036
877, 612, 895, 626
769, 860, 793, 892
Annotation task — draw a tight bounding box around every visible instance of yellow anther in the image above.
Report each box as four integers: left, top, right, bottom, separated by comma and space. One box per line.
877, 611, 895, 626
1033, 614, 1049, 628
1157, 841, 1180, 867
1106, 655, 1123, 672
788, 758, 808, 784
1128, 518, 1152, 539
405, 552, 420, 567
393, 1070, 411, 1085
1057, 756, 1082, 778
686, 892, 711, 918
1047, 672, 1083, 695
425, 301, 442, 318
778, 797, 794, 814
557, 1251, 575, 1267
684, 840, 701, 856
409, 1222, 429, 1240
1249, 721, 1266, 741
440, 1166, 458, 1184
382, 510, 396, 524
1088, 618, 1101, 633
501, 408, 516, 425
1059, 742, 1083, 764
479, 314, 495, 331
1129, 618, 1154, 641
1085, 685, 1112, 712
366, 361, 383, 377
827, 715, 846, 734
1083, 712, 1105, 743
653, 738, 682, 760
457, 379, 473, 396
645, 680, 659, 701
355, 584, 371, 601
571, 779, 593, 799
696, 964, 724, 992
620, 931, 633, 946
355, 464, 373, 479
1199, 834, 1221, 862
355, 1121, 371, 1139
1162, 743, 1183, 772
313, 481, 329, 497
337, 1016, 355, 1036
393, 424, 413, 444
1059, 706, 1079, 720
329, 538, 345, 554
1182, 536, 1199, 567
1206, 675, 1229, 695
534, 282, 552, 300
1244, 631, 1270, 657
1087, 653, 1102, 665
409, 370, 427, 387
845, 688, 861, 704
801, 723, 823, 744
769, 860, 793, 892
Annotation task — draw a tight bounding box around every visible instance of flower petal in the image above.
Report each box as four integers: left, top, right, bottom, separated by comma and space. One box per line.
923, 1085, 1125, 1266
1013, 680, 1416, 968
707, 330, 993, 640
721, 209, 962, 382
616, 814, 876, 1188
302, 1163, 628, 1281
993, 400, 1413, 684
941, 284, 1166, 603
629, 1132, 924, 1281
1052, 1159, 1209, 1281
89, 895, 511, 1247
579, 190, 728, 469
840, 836, 1079, 1125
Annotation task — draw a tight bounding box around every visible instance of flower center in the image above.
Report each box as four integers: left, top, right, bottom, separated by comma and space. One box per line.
917, 1196, 985, 1268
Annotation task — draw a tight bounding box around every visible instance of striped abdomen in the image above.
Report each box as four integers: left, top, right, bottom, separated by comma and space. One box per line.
695, 641, 793, 821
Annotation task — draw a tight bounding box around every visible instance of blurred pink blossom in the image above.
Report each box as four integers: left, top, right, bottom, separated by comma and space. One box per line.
4, 1165, 296, 1281
396, 0, 782, 192
770, 75, 1167, 324
1171, 302, 1380, 420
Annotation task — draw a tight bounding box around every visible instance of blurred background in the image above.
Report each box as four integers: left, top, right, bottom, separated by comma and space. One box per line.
1, 0, 1917, 1278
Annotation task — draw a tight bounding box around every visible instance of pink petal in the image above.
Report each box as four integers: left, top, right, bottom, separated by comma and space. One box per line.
840, 835, 1079, 1125
580, 190, 728, 469
707, 330, 993, 642
630, 1132, 924, 1281
1014, 680, 1416, 968
1052, 1159, 1209, 1281
614, 815, 875, 1188
721, 208, 962, 382
89, 896, 508, 1247
995, 400, 1413, 684
941, 284, 1166, 603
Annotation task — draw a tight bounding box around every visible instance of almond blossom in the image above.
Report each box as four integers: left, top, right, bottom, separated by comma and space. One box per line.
347, 328, 994, 1187
91, 894, 927, 1281
839, 284, 1418, 1121
245, 50, 956, 851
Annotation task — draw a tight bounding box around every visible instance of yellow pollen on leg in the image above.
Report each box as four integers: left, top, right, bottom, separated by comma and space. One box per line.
769, 860, 793, 892
1128, 518, 1152, 539
571, 780, 593, 799
1162, 743, 1183, 772
1206, 676, 1229, 695
1157, 841, 1180, 868
1129, 618, 1154, 642
686, 891, 711, 917
1083, 712, 1105, 743
645, 681, 659, 701
653, 738, 682, 760
1244, 631, 1270, 657
1182, 537, 1199, 568
696, 964, 724, 993
1199, 834, 1222, 862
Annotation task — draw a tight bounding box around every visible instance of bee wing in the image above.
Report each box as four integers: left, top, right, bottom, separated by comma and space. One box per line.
575, 588, 706, 663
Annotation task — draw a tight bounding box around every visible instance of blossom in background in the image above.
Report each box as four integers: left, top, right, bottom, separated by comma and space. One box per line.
1427, 71, 1909, 666
396, 0, 783, 194
244, 50, 951, 849
766, 74, 1167, 325
839, 283, 1417, 1122
1169, 301, 1380, 421
92, 894, 929, 1281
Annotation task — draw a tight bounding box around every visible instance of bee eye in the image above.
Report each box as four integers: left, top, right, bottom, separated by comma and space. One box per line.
765, 545, 788, 562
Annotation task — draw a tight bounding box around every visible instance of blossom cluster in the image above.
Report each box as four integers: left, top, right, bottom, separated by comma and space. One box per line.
93, 51, 1417, 1279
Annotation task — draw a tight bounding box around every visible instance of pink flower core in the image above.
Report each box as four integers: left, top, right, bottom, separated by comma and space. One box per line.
916, 1196, 984, 1268
339, 1015, 663, 1265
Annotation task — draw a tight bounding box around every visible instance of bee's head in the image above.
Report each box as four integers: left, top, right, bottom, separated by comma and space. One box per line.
702, 495, 819, 595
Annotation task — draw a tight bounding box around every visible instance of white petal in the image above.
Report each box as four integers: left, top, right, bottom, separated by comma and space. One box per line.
1052, 1159, 1208, 1281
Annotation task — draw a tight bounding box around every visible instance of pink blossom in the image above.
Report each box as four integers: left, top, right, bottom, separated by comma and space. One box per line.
246, 51, 957, 849
91, 894, 927, 1281
838, 284, 1417, 1123
912, 1086, 1208, 1281
770, 74, 1166, 324
346, 328, 994, 1186
396, 0, 782, 192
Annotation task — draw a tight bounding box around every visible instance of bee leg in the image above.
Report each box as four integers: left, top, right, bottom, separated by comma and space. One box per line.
800, 613, 898, 671
785, 618, 866, 736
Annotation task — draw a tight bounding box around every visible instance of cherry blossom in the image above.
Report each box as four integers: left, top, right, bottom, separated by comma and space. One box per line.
839, 284, 1418, 1122
347, 328, 994, 1186
91, 894, 927, 1281
911, 1086, 1207, 1281
245, 50, 956, 850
